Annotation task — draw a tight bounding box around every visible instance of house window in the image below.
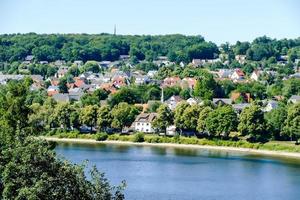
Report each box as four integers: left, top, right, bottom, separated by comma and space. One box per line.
147, 123, 149, 126
137, 123, 140, 125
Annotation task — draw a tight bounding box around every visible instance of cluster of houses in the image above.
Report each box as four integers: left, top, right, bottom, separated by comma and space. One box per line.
1, 53, 300, 135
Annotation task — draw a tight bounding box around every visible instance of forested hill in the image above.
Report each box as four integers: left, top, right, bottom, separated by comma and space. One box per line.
0, 33, 299, 63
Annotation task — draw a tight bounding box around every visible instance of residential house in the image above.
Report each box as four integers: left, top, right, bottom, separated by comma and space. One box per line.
186, 97, 202, 105
166, 125, 177, 136
250, 70, 262, 81
162, 76, 181, 87
25, 55, 34, 62
231, 92, 251, 103
165, 95, 183, 110
74, 60, 83, 67
288, 95, 300, 104
52, 93, 70, 102
47, 86, 59, 96
135, 75, 150, 85
133, 113, 157, 133
119, 55, 130, 60
213, 98, 232, 106
181, 77, 197, 89
230, 69, 245, 81
147, 70, 158, 78
99, 61, 111, 69
218, 69, 233, 79
235, 55, 247, 64
112, 75, 128, 88
262, 100, 278, 112
56, 66, 69, 78
39, 61, 48, 65
232, 103, 250, 113
68, 92, 84, 101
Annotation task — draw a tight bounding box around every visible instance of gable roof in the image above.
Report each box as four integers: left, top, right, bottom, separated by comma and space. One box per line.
134, 113, 157, 123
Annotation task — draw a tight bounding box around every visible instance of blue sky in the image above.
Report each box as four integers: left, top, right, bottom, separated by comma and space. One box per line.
0, 0, 299, 44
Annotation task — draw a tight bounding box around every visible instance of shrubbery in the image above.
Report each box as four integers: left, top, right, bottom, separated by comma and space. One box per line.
132, 132, 145, 143
95, 132, 108, 141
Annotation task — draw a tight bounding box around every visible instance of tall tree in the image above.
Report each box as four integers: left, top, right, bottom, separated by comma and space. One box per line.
238, 103, 267, 142
152, 104, 173, 134
205, 105, 238, 137
79, 105, 99, 132
283, 103, 300, 141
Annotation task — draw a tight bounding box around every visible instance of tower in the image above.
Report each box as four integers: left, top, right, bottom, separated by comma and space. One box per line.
161, 87, 164, 103
114, 24, 116, 35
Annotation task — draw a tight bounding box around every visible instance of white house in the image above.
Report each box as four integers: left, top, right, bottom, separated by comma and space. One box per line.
186, 97, 202, 105
133, 113, 157, 133
288, 95, 300, 104
250, 70, 262, 81
165, 95, 183, 110
135, 75, 150, 85
230, 69, 245, 81
262, 100, 278, 112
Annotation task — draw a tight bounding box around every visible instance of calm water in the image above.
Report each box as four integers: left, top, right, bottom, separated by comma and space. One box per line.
55, 142, 300, 200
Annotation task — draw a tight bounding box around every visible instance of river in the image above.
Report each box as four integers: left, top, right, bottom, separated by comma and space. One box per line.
55, 142, 300, 200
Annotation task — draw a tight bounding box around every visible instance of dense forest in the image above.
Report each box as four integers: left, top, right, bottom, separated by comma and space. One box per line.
0, 33, 300, 63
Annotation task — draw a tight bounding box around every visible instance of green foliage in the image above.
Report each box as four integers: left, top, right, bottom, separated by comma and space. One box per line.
97, 105, 113, 131
79, 105, 98, 132
81, 89, 109, 106
80, 60, 101, 73
197, 106, 212, 133
205, 105, 238, 137
194, 71, 217, 100
132, 132, 145, 143
238, 103, 268, 141
153, 104, 174, 133
96, 132, 109, 141
111, 103, 140, 130
283, 103, 300, 140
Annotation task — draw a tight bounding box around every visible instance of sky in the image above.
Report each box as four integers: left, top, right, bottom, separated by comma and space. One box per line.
0, 0, 299, 44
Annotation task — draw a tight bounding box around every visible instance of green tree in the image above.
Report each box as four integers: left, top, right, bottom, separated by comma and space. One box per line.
194, 73, 216, 100
53, 103, 72, 130
81, 61, 101, 73
283, 103, 300, 141
197, 106, 212, 133
0, 139, 125, 200
238, 103, 267, 142
182, 104, 201, 132
264, 104, 287, 140
174, 102, 190, 133
152, 104, 173, 134
58, 78, 68, 93
111, 103, 140, 130
205, 105, 238, 137
80, 105, 99, 132
97, 105, 113, 131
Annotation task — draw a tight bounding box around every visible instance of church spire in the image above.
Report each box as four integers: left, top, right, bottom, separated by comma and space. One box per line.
161, 87, 164, 103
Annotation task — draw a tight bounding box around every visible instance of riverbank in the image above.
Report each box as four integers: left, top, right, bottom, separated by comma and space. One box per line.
42, 136, 300, 159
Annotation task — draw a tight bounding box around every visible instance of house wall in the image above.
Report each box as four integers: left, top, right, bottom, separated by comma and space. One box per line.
134, 122, 155, 133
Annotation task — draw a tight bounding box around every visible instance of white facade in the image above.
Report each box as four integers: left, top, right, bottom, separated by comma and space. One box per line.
134, 121, 155, 133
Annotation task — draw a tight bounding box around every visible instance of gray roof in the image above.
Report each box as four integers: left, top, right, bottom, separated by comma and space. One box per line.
213, 98, 232, 105
69, 92, 84, 101
232, 103, 250, 111
289, 95, 300, 102
134, 113, 157, 123
52, 93, 70, 102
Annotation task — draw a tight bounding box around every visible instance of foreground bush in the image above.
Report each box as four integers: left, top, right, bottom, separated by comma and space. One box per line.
96, 132, 108, 141
132, 132, 145, 143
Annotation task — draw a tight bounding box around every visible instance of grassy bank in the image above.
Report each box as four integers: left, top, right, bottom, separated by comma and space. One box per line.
46, 131, 300, 153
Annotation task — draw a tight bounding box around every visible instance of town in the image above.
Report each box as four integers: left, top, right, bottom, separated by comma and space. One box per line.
0, 34, 299, 143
